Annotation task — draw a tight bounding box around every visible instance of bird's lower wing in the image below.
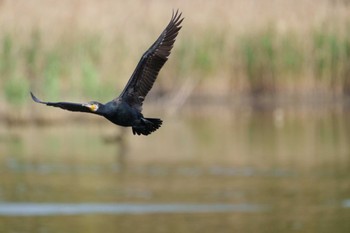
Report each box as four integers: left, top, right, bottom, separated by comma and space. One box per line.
30, 92, 92, 113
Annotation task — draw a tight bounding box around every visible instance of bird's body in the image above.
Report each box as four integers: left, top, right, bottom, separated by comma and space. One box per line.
31, 11, 183, 136
102, 100, 140, 127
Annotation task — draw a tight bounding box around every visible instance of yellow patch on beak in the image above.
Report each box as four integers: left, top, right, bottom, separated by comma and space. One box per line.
84, 103, 98, 112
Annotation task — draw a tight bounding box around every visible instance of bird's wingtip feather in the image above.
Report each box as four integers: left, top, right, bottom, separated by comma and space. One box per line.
30, 92, 43, 104
171, 9, 183, 22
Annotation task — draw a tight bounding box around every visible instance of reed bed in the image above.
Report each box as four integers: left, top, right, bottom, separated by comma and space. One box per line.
0, 0, 350, 107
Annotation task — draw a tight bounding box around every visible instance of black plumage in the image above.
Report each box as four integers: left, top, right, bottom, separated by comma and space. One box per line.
31, 10, 183, 136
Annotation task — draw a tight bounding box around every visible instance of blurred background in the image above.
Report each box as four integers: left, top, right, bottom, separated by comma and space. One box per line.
1, 0, 350, 232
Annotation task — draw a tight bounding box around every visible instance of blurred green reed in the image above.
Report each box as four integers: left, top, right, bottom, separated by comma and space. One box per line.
239, 28, 277, 95
1, 22, 350, 106
237, 26, 350, 95
171, 31, 225, 84
313, 28, 350, 93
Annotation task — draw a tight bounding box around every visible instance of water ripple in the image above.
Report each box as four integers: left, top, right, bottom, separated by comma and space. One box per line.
0, 202, 268, 216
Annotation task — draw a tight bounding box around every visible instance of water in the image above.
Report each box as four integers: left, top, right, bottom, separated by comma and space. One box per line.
0, 203, 268, 216
0, 107, 350, 233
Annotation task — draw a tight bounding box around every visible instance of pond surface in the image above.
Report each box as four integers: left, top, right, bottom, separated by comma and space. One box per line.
0, 107, 350, 233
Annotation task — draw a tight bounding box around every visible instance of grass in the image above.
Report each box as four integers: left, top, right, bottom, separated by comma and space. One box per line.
172, 31, 225, 80
312, 28, 350, 92
238, 28, 278, 95
1, 0, 350, 107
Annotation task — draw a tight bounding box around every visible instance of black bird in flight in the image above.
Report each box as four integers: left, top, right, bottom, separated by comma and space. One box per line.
31, 10, 183, 136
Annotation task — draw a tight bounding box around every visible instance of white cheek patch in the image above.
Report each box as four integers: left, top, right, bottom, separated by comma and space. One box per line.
93, 104, 99, 111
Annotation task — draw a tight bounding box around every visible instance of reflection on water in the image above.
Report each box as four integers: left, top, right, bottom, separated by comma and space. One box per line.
342, 200, 350, 208
0, 107, 350, 233
0, 203, 268, 216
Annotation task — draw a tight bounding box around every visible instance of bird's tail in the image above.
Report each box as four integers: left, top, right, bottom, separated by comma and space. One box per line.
132, 118, 163, 136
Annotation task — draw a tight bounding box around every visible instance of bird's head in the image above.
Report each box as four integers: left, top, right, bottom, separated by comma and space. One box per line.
83, 101, 102, 113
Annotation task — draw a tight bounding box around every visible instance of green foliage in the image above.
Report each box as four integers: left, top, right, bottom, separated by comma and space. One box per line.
0, 33, 16, 77
0, 33, 29, 105
279, 34, 303, 74
24, 29, 42, 79
238, 29, 277, 94
81, 58, 100, 97
43, 51, 61, 99
235, 26, 350, 95
313, 30, 338, 80
1, 24, 350, 106
312, 28, 350, 92
174, 31, 225, 78
4, 75, 30, 105
342, 35, 350, 93
78, 34, 102, 97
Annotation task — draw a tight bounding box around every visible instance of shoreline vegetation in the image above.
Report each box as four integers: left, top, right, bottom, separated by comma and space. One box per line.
1, 0, 350, 122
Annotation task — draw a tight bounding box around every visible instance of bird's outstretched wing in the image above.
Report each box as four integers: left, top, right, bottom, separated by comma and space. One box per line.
118, 10, 184, 109
30, 92, 92, 113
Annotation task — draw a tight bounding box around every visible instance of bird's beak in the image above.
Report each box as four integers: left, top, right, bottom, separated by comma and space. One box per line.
83, 103, 98, 112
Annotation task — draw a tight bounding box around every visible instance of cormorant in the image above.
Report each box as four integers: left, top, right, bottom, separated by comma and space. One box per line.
31, 10, 183, 136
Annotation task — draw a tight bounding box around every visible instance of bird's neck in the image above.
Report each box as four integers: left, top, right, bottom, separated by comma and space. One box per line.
91, 103, 107, 116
